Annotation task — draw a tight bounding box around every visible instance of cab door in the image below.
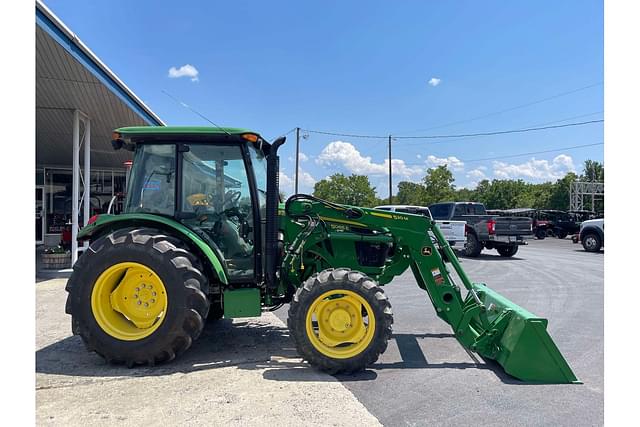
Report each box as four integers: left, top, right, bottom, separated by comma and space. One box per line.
180, 144, 259, 282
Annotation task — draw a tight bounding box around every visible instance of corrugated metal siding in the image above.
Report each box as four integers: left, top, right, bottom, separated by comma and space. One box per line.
36, 26, 152, 168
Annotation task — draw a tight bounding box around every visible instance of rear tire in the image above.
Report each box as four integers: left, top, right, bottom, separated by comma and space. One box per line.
535, 228, 547, 240
464, 233, 482, 257
288, 268, 393, 374
582, 233, 602, 252
496, 244, 519, 257
555, 229, 568, 239
65, 228, 209, 367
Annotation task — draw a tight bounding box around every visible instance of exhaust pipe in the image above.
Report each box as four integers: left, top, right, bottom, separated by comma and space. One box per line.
264, 136, 286, 290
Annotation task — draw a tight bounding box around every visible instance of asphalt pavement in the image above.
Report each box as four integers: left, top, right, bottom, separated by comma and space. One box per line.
274, 237, 603, 426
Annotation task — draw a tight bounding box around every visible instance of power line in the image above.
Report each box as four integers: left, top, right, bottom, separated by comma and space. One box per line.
394, 119, 603, 140
404, 142, 604, 167
394, 81, 603, 135
397, 110, 604, 148
301, 119, 603, 142
305, 129, 388, 139
462, 142, 604, 163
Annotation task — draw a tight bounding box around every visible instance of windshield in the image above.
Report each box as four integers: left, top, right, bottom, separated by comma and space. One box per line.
125, 144, 176, 215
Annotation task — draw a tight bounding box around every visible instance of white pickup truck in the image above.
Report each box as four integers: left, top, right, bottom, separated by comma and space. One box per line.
374, 205, 467, 248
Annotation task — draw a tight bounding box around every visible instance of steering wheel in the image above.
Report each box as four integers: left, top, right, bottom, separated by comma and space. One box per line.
223, 190, 242, 211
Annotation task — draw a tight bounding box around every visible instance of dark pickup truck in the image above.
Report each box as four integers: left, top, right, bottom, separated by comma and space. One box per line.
429, 202, 533, 257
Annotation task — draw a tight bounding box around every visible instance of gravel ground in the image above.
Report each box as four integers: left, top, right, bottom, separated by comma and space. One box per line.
36, 279, 381, 426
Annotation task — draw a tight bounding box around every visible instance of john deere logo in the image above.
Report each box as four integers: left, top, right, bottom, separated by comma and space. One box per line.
421, 246, 432, 256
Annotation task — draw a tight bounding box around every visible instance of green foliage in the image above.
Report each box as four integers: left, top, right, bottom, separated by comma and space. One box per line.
313, 173, 378, 207
423, 165, 456, 205
390, 160, 603, 211
547, 172, 578, 210
396, 182, 426, 205
581, 160, 604, 182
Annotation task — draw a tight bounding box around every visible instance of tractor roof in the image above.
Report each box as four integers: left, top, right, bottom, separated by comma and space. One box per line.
113, 126, 271, 151
115, 126, 259, 137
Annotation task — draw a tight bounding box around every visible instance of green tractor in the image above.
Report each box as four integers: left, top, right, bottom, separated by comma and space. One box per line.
66, 126, 578, 383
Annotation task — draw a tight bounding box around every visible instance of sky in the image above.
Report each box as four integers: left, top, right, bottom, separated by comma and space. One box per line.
43, 0, 604, 196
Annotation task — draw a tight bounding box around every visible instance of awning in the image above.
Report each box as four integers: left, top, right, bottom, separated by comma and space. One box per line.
36, 0, 163, 169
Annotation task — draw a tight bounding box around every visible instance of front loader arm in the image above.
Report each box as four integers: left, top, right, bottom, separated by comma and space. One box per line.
283, 195, 579, 383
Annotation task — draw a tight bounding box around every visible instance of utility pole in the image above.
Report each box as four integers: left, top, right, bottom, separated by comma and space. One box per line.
388, 135, 392, 204
295, 127, 300, 194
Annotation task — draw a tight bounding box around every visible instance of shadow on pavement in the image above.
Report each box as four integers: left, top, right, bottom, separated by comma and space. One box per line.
36, 322, 521, 384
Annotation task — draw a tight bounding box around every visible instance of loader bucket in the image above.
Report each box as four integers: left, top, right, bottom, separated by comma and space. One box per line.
468, 283, 580, 384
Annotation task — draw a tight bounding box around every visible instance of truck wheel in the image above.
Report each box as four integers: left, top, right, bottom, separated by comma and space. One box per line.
464, 233, 482, 257
556, 230, 568, 239
65, 228, 209, 367
582, 233, 602, 252
535, 228, 546, 240
288, 268, 393, 374
496, 244, 519, 257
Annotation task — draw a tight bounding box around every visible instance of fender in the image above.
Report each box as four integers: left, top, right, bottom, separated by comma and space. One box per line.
78, 213, 229, 285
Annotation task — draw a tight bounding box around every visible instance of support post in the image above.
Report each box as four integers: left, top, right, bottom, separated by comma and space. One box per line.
71, 110, 80, 266
295, 127, 300, 194
388, 135, 392, 204
82, 117, 91, 249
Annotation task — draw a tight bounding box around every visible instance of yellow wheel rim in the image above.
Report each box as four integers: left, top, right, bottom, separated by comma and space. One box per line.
91, 262, 168, 341
305, 289, 376, 359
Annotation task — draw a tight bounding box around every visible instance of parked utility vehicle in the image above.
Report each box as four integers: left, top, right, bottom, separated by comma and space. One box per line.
373, 205, 466, 247
576, 218, 604, 252
65, 126, 577, 383
429, 202, 533, 257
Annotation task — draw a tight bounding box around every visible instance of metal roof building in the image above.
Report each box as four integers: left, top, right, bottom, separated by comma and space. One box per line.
36, 0, 163, 263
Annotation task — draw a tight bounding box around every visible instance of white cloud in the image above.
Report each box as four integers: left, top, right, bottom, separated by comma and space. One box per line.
428, 77, 441, 87
168, 64, 199, 82
465, 168, 487, 188
279, 171, 293, 190
316, 141, 424, 178
279, 169, 316, 195
493, 154, 575, 180
416, 154, 422, 159
425, 155, 465, 171
287, 152, 309, 163
466, 168, 486, 180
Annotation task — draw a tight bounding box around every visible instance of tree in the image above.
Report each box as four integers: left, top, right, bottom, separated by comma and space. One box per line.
547, 172, 578, 210
313, 173, 377, 207
474, 179, 528, 209
395, 181, 426, 205
423, 165, 455, 205
581, 160, 604, 182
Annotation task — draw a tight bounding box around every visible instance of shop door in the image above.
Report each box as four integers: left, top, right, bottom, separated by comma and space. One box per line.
36, 186, 44, 244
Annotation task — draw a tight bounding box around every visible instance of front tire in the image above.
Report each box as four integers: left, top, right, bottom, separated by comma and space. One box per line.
65, 228, 209, 367
288, 268, 393, 374
582, 233, 602, 252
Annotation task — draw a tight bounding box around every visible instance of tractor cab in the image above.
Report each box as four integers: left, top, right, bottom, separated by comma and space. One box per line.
113, 127, 269, 281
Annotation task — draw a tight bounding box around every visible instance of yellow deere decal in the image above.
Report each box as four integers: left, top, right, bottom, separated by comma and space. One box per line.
319, 216, 365, 227
370, 212, 393, 219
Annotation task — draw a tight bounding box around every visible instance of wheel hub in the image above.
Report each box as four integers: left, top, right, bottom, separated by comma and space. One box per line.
92, 262, 168, 340
328, 308, 352, 332
306, 290, 376, 359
